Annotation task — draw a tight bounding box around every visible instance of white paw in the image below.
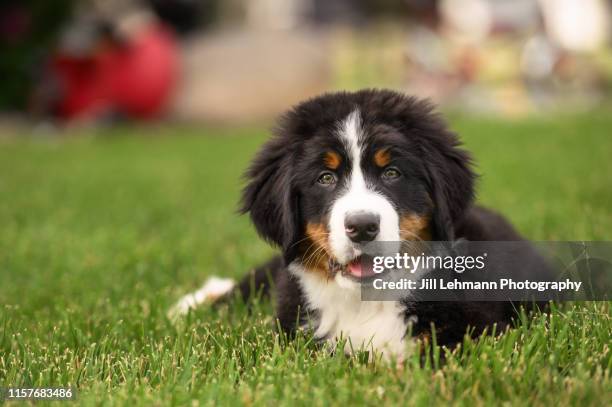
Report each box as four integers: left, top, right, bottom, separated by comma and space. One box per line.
167, 276, 235, 320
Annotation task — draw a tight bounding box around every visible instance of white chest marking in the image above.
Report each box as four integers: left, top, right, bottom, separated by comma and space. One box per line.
290, 263, 409, 358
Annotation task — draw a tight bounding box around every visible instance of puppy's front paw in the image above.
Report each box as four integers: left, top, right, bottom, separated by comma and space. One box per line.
167, 276, 235, 321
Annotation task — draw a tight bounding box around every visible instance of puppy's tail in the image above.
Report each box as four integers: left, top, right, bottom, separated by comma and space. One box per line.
167, 256, 283, 320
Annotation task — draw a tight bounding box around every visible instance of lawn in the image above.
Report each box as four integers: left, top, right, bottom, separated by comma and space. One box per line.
0, 112, 611, 406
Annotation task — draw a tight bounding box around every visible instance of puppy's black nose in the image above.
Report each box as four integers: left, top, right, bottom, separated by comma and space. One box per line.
344, 212, 380, 242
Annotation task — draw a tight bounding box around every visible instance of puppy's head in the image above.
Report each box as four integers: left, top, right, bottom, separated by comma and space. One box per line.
241, 89, 474, 282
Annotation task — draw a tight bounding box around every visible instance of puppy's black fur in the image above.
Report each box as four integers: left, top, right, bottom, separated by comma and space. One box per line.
234, 89, 546, 348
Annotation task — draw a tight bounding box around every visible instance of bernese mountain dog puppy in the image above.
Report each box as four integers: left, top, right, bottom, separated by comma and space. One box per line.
170, 89, 547, 359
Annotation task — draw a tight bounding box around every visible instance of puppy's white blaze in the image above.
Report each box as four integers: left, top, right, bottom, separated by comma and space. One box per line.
167, 276, 235, 320
329, 109, 400, 264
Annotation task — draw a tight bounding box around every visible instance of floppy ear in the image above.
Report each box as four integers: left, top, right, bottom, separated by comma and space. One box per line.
240, 136, 302, 262
423, 135, 475, 241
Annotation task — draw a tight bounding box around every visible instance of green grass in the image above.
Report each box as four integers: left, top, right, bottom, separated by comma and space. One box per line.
1, 113, 611, 406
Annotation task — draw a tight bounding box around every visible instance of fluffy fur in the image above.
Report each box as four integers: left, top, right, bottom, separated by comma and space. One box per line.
171, 89, 547, 359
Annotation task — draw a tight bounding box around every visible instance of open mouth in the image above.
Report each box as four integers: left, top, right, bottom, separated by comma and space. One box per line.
328, 256, 378, 282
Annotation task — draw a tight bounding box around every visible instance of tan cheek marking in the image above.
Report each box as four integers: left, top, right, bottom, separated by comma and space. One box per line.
374, 149, 391, 167
324, 152, 341, 170
399, 213, 432, 241
303, 222, 334, 278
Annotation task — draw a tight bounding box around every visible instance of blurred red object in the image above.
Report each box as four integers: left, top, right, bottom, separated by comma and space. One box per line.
51, 24, 178, 121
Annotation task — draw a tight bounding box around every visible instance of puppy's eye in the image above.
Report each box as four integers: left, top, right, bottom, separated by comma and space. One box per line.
382, 167, 401, 180
317, 172, 337, 185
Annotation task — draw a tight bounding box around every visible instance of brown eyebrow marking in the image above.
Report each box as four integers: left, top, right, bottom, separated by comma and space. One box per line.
374, 148, 391, 167
324, 151, 342, 170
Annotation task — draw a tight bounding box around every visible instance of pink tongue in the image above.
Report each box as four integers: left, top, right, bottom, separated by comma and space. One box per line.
348, 260, 363, 277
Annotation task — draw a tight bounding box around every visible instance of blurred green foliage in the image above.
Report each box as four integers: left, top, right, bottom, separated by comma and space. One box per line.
0, 0, 75, 110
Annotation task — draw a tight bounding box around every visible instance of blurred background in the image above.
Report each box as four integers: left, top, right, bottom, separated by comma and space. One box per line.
0, 0, 610, 128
